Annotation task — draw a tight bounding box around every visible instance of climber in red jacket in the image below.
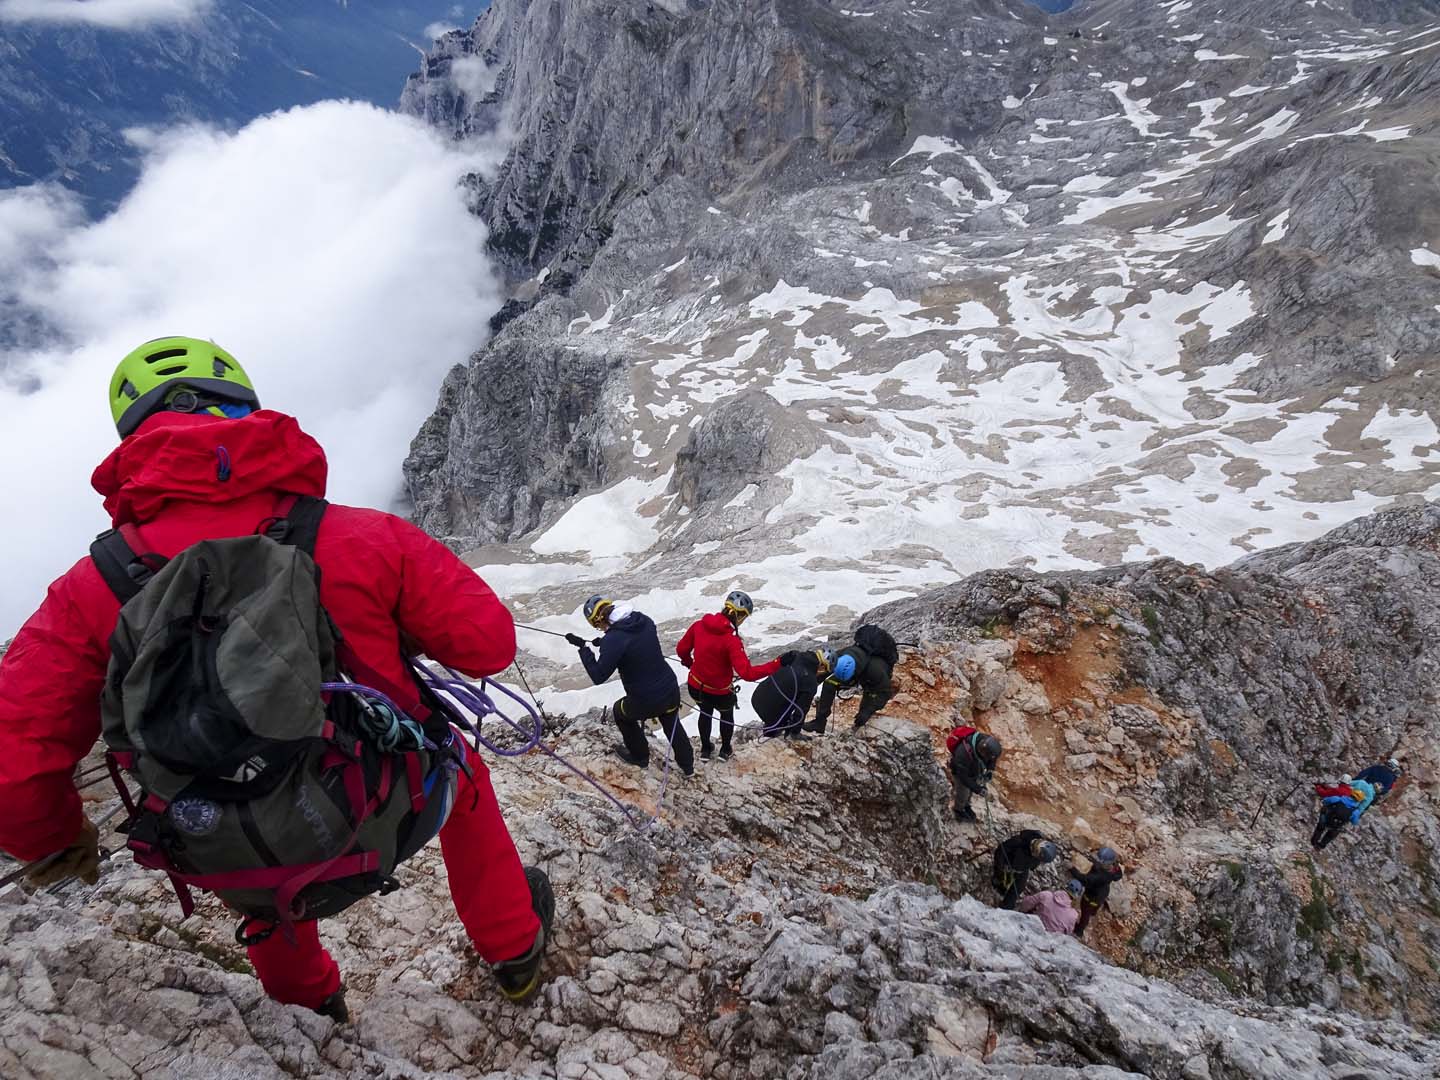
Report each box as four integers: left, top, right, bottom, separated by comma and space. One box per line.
0, 336, 553, 1016
676, 590, 781, 760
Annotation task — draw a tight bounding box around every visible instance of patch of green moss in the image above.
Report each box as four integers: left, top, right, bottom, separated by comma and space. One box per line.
1141, 605, 1162, 637
1297, 860, 1332, 938
1208, 965, 1239, 994
1222, 861, 1246, 886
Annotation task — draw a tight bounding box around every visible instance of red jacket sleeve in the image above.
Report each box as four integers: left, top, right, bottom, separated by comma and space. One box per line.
677, 622, 697, 667
0, 562, 110, 861
387, 516, 516, 678
728, 635, 781, 682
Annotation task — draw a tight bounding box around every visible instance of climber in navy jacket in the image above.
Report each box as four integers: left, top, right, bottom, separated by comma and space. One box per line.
569, 596, 694, 775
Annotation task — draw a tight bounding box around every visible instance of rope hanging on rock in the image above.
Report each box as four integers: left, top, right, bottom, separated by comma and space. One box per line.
408, 659, 680, 834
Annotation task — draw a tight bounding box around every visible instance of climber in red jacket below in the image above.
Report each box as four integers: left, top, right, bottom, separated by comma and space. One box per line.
0, 336, 554, 1018
676, 590, 782, 760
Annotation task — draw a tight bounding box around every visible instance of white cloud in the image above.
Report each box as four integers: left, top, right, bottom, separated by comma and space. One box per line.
424, 20, 460, 41
0, 100, 505, 636
448, 54, 499, 101
0, 0, 211, 29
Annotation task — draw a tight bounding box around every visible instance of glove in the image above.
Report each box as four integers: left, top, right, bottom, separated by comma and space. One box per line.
592, 637, 604, 647
778, 650, 797, 666
565, 633, 587, 647
27, 816, 100, 887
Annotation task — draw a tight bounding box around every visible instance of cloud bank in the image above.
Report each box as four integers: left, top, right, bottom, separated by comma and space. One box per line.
0, 0, 211, 29
0, 101, 504, 636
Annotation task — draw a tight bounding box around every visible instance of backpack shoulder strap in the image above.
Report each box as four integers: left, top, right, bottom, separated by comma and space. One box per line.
89, 525, 158, 605
262, 495, 329, 556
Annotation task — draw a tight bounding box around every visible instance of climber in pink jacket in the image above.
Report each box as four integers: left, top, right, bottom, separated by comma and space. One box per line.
1017, 881, 1083, 935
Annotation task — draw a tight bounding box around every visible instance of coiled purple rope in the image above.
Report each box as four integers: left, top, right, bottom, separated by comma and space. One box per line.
407, 659, 674, 833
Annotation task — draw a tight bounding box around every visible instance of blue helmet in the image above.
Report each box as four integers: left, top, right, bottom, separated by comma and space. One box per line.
1096, 847, 1119, 866
1067, 879, 1084, 896
834, 653, 857, 682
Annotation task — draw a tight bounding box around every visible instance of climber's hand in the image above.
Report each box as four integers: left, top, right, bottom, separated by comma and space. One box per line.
27, 816, 100, 887
565, 633, 587, 647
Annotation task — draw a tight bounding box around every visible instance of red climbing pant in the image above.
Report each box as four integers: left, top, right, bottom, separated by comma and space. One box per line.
246, 746, 540, 1010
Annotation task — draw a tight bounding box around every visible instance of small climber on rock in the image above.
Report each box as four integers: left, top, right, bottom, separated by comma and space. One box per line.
804, 623, 898, 734
751, 648, 834, 740
992, 830, 1059, 910
947, 725, 1001, 823
676, 590, 781, 760
1018, 879, 1084, 935
571, 595, 695, 776
1071, 847, 1124, 938
1310, 758, 1401, 848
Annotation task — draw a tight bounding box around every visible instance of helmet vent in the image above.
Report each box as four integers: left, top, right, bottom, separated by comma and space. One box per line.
154, 364, 188, 376
213, 357, 229, 376
144, 348, 188, 364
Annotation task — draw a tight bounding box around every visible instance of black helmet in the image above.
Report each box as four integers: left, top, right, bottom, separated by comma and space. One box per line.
976, 733, 1002, 766
583, 595, 615, 629
723, 590, 754, 623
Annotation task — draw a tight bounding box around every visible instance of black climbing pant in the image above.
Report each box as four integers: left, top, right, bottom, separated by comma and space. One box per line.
615, 692, 694, 774
1074, 895, 1103, 937
953, 781, 974, 816
1311, 804, 1350, 849
993, 867, 1028, 910
690, 685, 737, 751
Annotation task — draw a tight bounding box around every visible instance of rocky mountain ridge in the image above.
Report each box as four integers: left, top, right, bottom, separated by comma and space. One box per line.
2, 499, 1439, 1077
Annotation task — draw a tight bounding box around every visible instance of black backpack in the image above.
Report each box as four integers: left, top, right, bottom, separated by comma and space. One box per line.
92, 496, 458, 934
853, 624, 899, 669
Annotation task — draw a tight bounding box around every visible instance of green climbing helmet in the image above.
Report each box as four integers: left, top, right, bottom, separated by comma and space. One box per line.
109, 336, 260, 437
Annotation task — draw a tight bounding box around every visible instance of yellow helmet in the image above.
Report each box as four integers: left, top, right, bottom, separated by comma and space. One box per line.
109, 336, 259, 437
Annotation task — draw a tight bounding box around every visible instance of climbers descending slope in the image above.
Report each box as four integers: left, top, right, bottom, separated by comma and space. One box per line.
401, 0, 1440, 675
4, 500, 1440, 1076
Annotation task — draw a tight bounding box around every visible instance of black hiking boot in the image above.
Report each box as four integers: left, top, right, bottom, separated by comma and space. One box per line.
785, 730, 810, 742
700, 742, 713, 761
612, 743, 649, 769
719, 743, 734, 760
954, 806, 978, 823
802, 720, 825, 734
314, 988, 349, 1023
494, 867, 556, 1003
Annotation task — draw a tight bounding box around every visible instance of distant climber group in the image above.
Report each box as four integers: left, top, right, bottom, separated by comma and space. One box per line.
568, 590, 1130, 938
569, 590, 898, 774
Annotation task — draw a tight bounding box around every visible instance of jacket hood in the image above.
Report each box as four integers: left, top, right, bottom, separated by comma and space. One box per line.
610, 611, 652, 633
92, 410, 327, 526
699, 612, 735, 635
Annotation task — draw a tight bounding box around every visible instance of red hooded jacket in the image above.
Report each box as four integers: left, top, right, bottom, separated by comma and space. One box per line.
675, 613, 779, 695
0, 410, 515, 862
